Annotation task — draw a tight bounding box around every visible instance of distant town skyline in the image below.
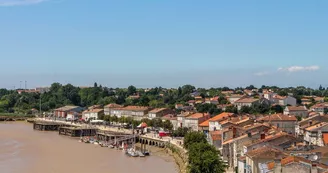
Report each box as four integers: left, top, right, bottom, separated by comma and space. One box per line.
1, 0, 327, 88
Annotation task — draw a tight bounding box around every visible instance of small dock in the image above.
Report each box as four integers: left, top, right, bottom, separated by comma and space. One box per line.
33, 121, 61, 131
59, 127, 97, 137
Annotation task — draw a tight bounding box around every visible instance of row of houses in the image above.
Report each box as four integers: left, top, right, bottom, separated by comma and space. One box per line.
53, 104, 175, 121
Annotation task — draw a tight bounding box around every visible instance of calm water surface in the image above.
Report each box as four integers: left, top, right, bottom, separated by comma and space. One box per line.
0, 122, 178, 173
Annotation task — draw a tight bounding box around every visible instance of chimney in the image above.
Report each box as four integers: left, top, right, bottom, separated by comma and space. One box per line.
261, 133, 266, 140
273, 158, 282, 173
311, 162, 318, 173
309, 120, 313, 126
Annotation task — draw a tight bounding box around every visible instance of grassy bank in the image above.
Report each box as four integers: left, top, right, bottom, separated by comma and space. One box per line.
165, 143, 188, 173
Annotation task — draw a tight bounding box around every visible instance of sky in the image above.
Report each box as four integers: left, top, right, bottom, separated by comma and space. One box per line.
0, 0, 327, 89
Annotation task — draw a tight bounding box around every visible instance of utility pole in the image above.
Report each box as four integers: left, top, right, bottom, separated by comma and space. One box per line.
25, 81, 27, 90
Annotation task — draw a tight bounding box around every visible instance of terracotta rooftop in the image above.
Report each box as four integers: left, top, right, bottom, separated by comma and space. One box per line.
209, 112, 235, 122
161, 114, 177, 121
323, 133, 328, 145
54, 106, 80, 112
287, 106, 307, 111
305, 122, 328, 131
267, 156, 328, 170
235, 98, 259, 103
246, 146, 287, 159
83, 109, 103, 113
111, 106, 150, 111
186, 113, 208, 119
104, 103, 123, 108
259, 114, 297, 121
199, 119, 210, 127
149, 108, 168, 113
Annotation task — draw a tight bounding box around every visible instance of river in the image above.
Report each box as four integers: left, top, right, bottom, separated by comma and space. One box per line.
0, 122, 178, 173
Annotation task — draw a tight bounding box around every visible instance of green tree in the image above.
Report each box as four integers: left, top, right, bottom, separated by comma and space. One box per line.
163, 120, 173, 131
225, 105, 238, 114
239, 106, 251, 114
188, 142, 226, 173
127, 85, 137, 96
183, 131, 207, 149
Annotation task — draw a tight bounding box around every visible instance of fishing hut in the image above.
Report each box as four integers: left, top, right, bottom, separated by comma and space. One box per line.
33, 121, 61, 131
59, 126, 97, 137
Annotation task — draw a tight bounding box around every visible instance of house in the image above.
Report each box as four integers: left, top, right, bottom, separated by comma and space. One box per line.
205, 96, 219, 104
273, 95, 297, 106
265, 156, 328, 173
244, 147, 288, 173
190, 91, 200, 97
184, 113, 210, 131
187, 100, 196, 106
227, 95, 246, 104
234, 98, 260, 110
222, 132, 262, 170
261, 91, 275, 102
304, 122, 328, 146
209, 131, 222, 149
244, 132, 300, 154
314, 97, 325, 103
283, 106, 308, 117
311, 103, 328, 115
177, 111, 194, 129
161, 114, 178, 130
221, 90, 234, 95
295, 114, 328, 137
109, 106, 151, 119
66, 111, 81, 121
208, 112, 235, 131
82, 109, 104, 121
104, 103, 123, 115
54, 106, 84, 118
198, 112, 235, 133
148, 108, 174, 119
258, 114, 297, 134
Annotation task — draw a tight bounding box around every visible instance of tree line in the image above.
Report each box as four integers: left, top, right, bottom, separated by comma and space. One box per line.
0, 83, 327, 115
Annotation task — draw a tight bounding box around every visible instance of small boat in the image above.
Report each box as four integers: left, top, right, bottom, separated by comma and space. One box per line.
108, 145, 114, 149
94, 141, 99, 145
137, 151, 145, 157
143, 151, 150, 156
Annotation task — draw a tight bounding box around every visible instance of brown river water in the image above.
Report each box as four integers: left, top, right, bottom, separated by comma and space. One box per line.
0, 122, 178, 173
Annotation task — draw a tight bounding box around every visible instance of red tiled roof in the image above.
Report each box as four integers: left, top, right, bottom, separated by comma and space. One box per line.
104, 103, 123, 108
235, 98, 259, 103
149, 108, 168, 113
267, 156, 328, 170
83, 109, 103, 113
287, 106, 307, 111
259, 114, 297, 121
199, 120, 210, 127
246, 146, 287, 159
209, 112, 235, 122
187, 113, 209, 119
323, 133, 328, 145
210, 131, 222, 141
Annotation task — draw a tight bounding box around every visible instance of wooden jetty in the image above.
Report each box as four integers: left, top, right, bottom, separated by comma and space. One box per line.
59, 126, 97, 137
33, 121, 62, 131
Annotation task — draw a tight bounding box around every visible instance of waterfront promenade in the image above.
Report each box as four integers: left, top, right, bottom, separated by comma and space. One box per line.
34, 118, 185, 151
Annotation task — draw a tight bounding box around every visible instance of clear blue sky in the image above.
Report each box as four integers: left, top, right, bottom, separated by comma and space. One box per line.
0, 0, 327, 89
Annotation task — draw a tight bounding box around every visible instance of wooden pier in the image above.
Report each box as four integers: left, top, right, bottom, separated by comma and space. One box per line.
33, 122, 61, 131
59, 127, 97, 137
